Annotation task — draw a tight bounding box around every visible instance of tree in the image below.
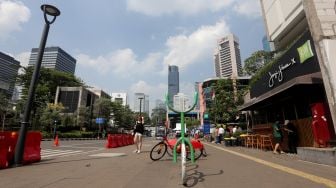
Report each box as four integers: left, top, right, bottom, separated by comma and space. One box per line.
39, 103, 64, 133
209, 79, 246, 124
111, 102, 134, 129
16, 67, 84, 127
76, 106, 90, 130
151, 107, 167, 126
0, 92, 12, 131
243, 50, 274, 76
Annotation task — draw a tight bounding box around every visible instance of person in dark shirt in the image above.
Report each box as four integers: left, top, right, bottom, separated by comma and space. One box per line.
133, 117, 144, 154
284, 120, 298, 154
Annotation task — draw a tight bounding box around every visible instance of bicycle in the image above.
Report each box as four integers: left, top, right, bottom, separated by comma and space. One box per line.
150, 135, 207, 161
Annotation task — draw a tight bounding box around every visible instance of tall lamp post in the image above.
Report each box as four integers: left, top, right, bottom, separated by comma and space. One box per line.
14, 4, 60, 166
139, 97, 143, 119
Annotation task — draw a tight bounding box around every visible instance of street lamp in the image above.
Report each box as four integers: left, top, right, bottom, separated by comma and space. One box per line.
14, 4, 60, 166
139, 97, 143, 119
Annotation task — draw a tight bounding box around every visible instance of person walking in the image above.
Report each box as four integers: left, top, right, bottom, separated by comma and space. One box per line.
133, 117, 144, 154
284, 120, 298, 154
218, 125, 225, 144
273, 121, 285, 154
214, 126, 220, 144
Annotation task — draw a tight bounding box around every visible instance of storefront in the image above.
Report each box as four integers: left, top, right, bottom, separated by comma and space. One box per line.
239, 31, 335, 148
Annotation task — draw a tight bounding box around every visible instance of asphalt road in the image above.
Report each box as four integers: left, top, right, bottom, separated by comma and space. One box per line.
1, 137, 335, 188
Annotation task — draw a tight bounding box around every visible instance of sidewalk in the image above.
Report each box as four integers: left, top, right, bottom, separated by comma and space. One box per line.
1, 138, 335, 188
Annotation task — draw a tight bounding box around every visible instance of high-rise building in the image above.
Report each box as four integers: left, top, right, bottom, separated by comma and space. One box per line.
262, 36, 271, 51
134, 93, 146, 114
144, 94, 149, 115
214, 34, 242, 78
168, 65, 179, 104
0, 52, 20, 98
28, 46, 76, 74
111, 93, 128, 106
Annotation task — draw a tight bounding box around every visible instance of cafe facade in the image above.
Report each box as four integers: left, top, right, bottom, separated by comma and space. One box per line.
239, 30, 336, 148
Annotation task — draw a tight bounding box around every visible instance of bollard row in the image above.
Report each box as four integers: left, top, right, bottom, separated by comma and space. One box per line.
105, 134, 134, 148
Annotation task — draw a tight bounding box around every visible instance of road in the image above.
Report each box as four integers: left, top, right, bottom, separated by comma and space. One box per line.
1, 137, 335, 188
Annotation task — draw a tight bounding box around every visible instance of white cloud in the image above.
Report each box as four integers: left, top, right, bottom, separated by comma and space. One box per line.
162, 19, 230, 72
76, 49, 162, 76
76, 20, 230, 78
233, 0, 261, 18
14, 51, 30, 67
129, 80, 167, 110
0, 0, 30, 40
126, 0, 233, 16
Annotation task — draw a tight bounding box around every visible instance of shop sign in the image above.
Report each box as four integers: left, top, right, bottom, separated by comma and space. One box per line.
268, 40, 314, 88
250, 31, 321, 98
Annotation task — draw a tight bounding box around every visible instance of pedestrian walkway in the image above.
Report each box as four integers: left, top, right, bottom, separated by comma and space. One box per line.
41, 149, 83, 159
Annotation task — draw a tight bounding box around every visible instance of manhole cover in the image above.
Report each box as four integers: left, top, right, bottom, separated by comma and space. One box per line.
89, 153, 126, 157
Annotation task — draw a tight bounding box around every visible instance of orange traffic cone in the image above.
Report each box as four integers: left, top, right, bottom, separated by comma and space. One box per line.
54, 135, 59, 147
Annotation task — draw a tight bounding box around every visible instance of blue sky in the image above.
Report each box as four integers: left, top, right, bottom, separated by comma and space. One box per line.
0, 0, 265, 111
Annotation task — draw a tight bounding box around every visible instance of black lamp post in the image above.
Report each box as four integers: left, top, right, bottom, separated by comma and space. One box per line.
14, 4, 60, 166
139, 97, 143, 119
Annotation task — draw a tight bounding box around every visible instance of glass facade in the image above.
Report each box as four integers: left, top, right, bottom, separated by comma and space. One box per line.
0, 52, 20, 98
28, 46, 76, 74
168, 65, 179, 104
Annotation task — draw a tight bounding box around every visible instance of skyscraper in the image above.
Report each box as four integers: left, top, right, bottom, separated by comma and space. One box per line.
0, 51, 20, 98
28, 46, 76, 74
214, 34, 242, 78
168, 65, 179, 103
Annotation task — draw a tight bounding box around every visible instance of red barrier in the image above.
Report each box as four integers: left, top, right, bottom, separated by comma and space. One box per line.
7, 132, 18, 164
129, 134, 134, 145
22, 131, 41, 164
0, 132, 10, 169
122, 134, 127, 146
117, 134, 123, 147
105, 134, 118, 148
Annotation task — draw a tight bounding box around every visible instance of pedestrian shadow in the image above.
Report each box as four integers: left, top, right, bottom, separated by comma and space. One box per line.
183, 164, 223, 187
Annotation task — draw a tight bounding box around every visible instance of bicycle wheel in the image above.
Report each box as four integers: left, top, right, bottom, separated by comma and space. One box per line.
186, 148, 203, 160
150, 142, 167, 161
166, 146, 173, 157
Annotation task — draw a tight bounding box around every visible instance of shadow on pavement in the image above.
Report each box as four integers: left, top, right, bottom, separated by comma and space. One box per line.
184, 164, 224, 187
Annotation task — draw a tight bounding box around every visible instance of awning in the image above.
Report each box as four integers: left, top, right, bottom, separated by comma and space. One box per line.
239, 72, 323, 111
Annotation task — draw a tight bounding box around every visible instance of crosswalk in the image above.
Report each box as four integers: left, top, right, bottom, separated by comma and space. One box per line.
41, 149, 83, 159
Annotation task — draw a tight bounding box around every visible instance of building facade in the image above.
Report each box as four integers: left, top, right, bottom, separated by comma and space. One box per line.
28, 46, 76, 74
168, 65, 179, 104
111, 93, 128, 106
214, 34, 243, 78
238, 0, 336, 149
88, 88, 111, 99
0, 52, 20, 99
54, 86, 98, 114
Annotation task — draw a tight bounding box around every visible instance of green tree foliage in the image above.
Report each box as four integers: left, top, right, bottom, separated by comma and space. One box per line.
243, 50, 274, 76
39, 103, 64, 133
111, 101, 134, 129
93, 97, 113, 124
151, 107, 166, 126
185, 118, 200, 128
16, 67, 84, 127
0, 92, 13, 130
209, 79, 246, 123
76, 106, 91, 129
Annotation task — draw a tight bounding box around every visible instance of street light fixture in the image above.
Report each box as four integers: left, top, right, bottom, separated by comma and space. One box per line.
139, 97, 143, 119
14, 4, 60, 166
